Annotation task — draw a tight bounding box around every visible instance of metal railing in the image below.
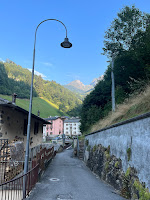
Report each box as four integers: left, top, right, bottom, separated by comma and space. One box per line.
0, 164, 39, 200
0, 161, 24, 184
0, 145, 55, 199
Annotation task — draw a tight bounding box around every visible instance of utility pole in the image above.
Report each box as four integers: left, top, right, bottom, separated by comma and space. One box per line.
111, 56, 115, 112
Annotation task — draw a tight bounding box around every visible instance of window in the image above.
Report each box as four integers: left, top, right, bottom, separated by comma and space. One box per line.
50, 132, 53, 135
23, 119, 28, 136
34, 122, 39, 135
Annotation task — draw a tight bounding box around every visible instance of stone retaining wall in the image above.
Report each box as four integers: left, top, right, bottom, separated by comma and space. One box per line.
84, 112, 150, 191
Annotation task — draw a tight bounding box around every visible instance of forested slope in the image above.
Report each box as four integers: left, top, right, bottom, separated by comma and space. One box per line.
0, 60, 82, 115
80, 6, 150, 133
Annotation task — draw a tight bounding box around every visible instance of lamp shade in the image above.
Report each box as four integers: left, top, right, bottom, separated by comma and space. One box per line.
61, 37, 72, 48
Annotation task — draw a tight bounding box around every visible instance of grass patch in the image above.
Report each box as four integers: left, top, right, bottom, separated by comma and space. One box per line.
93, 145, 97, 152
40, 97, 59, 109
134, 180, 150, 200
0, 94, 64, 118
78, 135, 85, 140
90, 84, 150, 132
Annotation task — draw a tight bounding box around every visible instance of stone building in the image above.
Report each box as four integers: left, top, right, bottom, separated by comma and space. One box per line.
0, 97, 50, 148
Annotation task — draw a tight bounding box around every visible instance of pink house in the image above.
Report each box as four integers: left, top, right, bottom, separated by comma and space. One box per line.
44, 116, 64, 137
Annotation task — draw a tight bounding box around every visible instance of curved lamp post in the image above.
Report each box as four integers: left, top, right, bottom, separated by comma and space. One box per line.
23, 19, 72, 198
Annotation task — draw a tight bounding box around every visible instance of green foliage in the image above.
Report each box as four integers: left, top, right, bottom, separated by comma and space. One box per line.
0, 62, 37, 99
105, 161, 109, 172
87, 145, 91, 152
80, 6, 150, 133
80, 75, 111, 133
78, 135, 85, 140
115, 161, 119, 168
127, 148, 131, 161
134, 180, 150, 200
103, 5, 150, 57
125, 167, 131, 177
0, 61, 82, 116
93, 145, 97, 152
85, 139, 89, 146
105, 151, 110, 161
107, 145, 110, 154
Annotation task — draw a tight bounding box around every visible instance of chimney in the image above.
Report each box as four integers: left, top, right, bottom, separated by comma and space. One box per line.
12, 93, 17, 104
37, 110, 40, 117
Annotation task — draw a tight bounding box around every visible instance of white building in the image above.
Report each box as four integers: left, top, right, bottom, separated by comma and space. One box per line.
64, 117, 81, 137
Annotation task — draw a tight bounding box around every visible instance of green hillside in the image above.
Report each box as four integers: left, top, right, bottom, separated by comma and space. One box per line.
0, 94, 65, 118
0, 60, 82, 116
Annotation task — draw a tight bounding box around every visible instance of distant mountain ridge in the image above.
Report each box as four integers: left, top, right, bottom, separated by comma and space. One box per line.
90, 75, 104, 87
63, 76, 104, 94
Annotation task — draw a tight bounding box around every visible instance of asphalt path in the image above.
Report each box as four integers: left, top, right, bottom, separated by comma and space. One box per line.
27, 148, 125, 200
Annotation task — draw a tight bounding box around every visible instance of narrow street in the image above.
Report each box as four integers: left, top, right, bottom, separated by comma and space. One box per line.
27, 148, 125, 200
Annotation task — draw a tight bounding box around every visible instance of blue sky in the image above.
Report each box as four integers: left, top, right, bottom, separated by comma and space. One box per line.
0, 0, 150, 85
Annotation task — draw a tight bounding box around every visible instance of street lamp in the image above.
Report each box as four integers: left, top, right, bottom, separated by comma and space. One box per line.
23, 19, 72, 198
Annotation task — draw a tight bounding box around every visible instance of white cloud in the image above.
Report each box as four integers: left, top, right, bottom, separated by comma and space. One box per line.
41, 62, 53, 67
0, 58, 5, 63
28, 68, 46, 78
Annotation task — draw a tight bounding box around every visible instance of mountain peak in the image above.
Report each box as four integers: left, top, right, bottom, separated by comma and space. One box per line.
67, 80, 92, 91
63, 75, 104, 95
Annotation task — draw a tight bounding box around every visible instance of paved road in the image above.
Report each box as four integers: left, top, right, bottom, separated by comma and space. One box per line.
28, 148, 125, 200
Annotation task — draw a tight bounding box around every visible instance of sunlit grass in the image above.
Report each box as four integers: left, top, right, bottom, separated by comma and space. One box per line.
0, 94, 64, 118
90, 84, 150, 132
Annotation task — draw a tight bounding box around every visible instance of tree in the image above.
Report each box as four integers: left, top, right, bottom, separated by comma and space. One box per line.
102, 6, 150, 58
80, 6, 150, 134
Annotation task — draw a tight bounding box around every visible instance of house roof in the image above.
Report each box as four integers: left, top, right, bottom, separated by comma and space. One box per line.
0, 98, 10, 104
44, 116, 70, 121
64, 117, 80, 123
0, 97, 50, 124
44, 116, 60, 121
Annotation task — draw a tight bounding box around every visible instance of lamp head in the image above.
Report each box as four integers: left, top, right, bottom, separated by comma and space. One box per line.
61, 37, 72, 48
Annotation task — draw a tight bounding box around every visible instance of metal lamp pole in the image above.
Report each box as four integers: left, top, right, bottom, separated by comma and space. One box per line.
23, 19, 72, 199
111, 56, 115, 112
